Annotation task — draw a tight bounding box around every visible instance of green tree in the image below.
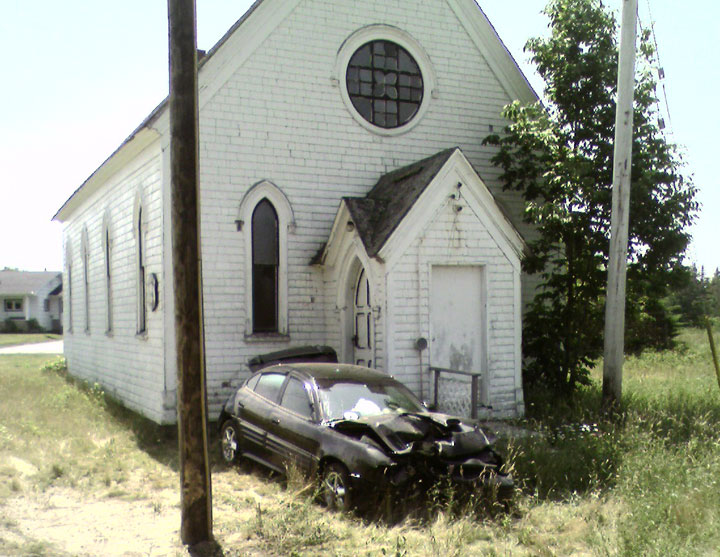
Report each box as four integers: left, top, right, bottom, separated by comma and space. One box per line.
484, 0, 697, 393
669, 265, 719, 326
710, 269, 720, 318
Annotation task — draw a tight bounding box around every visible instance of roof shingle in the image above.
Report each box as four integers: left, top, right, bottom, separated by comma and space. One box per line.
0, 271, 61, 297
344, 148, 457, 257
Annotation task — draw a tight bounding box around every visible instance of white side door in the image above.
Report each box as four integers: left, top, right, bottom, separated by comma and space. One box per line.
430, 265, 486, 374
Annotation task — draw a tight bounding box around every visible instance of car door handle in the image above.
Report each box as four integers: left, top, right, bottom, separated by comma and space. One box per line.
271, 418, 280, 425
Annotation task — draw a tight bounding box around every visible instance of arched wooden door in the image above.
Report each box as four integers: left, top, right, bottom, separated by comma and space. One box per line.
353, 268, 374, 367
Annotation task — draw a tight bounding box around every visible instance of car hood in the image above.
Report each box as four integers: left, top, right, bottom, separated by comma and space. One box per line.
328, 412, 496, 458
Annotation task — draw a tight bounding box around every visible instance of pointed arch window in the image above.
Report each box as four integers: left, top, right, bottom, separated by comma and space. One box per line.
252, 199, 279, 332
81, 227, 90, 333
102, 215, 113, 333
136, 205, 147, 334
66, 245, 73, 333
238, 180, 294, 337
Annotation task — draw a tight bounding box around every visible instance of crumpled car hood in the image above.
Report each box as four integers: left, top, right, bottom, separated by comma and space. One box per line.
328, 412, 496, 457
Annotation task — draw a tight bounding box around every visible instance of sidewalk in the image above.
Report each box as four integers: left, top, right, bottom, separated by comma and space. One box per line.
0, 340, 64, 355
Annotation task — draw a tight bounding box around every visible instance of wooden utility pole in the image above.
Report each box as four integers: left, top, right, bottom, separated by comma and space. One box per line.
602, 0, 638, 412
168, 0, 212, 544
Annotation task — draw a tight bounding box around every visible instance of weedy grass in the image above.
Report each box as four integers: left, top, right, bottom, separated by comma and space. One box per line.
2, 326, 719, 556
506, 326, 720, 556
0, 355, 176, 501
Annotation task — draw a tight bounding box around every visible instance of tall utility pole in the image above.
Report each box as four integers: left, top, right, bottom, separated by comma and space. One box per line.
168, 0, 212, 544
602, 0, 638, 412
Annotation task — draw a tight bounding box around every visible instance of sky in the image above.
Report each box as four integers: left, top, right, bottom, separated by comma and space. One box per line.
1, 0, 717, 274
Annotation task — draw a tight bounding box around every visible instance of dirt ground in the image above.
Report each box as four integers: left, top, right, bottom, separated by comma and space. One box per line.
2, 485, 183, 556
2, 454, 189, 557
0, 458, 272, 557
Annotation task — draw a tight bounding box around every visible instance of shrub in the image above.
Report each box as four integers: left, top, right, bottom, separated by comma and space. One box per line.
27, 318, 44, 333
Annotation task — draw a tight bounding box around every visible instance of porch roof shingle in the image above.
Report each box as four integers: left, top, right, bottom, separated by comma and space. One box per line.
343, 148, 457, 257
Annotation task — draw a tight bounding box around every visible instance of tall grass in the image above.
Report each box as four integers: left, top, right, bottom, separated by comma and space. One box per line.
509, 326, 720, 555
2, 326, 719, 556
0, 355, 175, 501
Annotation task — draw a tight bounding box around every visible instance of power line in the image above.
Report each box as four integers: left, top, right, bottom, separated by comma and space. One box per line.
639, 0, 674, 135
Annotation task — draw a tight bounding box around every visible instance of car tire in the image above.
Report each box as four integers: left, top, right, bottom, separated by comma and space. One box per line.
321, 462, 352, 512
220, 421, 241, 464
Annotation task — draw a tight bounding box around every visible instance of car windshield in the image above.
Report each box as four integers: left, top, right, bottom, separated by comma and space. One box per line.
316, 379, 424, 421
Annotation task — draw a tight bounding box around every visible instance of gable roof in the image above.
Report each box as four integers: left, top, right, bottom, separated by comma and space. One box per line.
51, 0, 279, 223
54, 0, 538, 222
344, 149, 456, 257
317, 147, 526, 269
0, 271, 61, 297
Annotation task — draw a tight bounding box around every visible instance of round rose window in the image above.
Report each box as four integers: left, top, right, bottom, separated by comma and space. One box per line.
346, 40, 424, 129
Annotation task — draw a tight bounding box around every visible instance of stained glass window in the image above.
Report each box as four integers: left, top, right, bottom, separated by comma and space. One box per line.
346, 40, 424, 129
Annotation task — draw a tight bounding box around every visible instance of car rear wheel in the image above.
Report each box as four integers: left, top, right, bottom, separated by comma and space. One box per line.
221, 421, 240, 464
321, 462, 351, 512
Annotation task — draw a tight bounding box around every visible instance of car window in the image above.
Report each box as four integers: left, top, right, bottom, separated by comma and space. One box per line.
253, 372, 286, 403
245, 374, 260, 391
317, 380, 424, 421
280, 377, 314, 419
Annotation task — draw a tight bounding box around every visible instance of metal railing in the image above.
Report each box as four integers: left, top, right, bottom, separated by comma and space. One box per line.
431, 366, 482, 419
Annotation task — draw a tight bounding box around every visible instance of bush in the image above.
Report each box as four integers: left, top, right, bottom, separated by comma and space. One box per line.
3, 318, 19, 333
27, 318, 44, 333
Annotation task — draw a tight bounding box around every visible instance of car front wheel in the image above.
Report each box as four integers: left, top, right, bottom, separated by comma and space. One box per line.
220, 421, 240, 464
321, 462, 351, 512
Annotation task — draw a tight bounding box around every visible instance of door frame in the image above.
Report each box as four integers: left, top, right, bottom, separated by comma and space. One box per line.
352, 266, 374, 367
337, 254, 377, 365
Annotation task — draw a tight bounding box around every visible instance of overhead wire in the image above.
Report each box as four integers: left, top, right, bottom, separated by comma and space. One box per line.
639, 0, 674, 137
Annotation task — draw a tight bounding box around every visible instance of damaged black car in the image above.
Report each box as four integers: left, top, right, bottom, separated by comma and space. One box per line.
218, 363, 513, 511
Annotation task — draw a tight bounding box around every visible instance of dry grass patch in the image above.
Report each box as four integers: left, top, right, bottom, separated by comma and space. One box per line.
2, 327, 720, 556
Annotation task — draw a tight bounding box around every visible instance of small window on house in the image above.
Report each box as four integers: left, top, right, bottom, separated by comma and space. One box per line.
252, 199, 279, 333
253, 372, 286, 403
4, 299, 22, 312
43, 299, 50, 312
82, 231, 90, 332
104, 221, 113, 333
280, 377, 314, 419
67, 261, 73, 332
136, 206, 147, 334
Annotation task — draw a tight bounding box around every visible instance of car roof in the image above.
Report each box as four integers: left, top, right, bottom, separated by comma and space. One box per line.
261, 362, 392, 382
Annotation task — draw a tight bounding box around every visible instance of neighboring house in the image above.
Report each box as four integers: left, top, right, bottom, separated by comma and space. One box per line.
53, 0, 539, 424
0, 270, 63, 332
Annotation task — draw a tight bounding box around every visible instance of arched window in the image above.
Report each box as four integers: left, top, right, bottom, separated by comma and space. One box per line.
102, 214, 112, 333
251, 199, 279, 332
238, 180, 294, 337
136, 205, 146, 334
66, 245, 73, 333
82, 227, 90, 333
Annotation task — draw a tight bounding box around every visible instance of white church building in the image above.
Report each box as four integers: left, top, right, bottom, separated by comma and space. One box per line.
54, 0, 538, 424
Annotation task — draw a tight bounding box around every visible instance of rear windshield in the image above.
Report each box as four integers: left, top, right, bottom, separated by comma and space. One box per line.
316, 379, 423, 421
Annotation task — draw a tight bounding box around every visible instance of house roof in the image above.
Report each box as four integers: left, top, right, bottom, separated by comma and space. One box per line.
48, 283, 63, 296
54, 0, 539, 222
0, 271, 61, 297
344, 149, 457, 257
317, 146, 527, 267
52, 0, 538, 226
52, 0, 267, 223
